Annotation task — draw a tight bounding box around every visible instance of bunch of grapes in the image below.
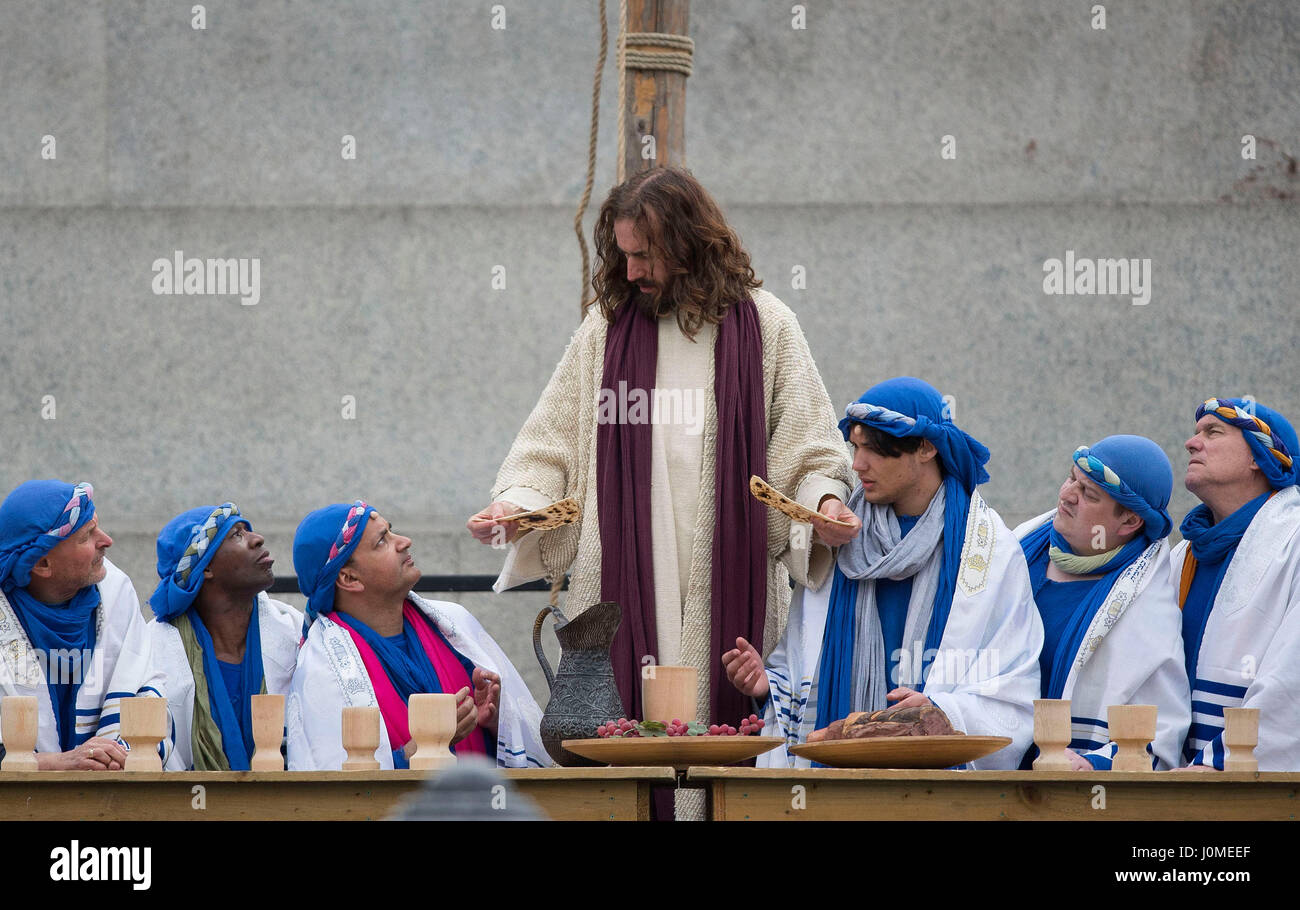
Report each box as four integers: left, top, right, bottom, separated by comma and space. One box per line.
595, 718, 641, 738
595, 714, 766, 737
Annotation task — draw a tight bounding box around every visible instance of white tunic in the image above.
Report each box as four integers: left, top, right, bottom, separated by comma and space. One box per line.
286, 593, 549, 770
1171, 484, 1300, 770
149, 593, 303, 771
0, 558, 168, 760
1014, 511, 1191, 769
759, 491, 1044, 770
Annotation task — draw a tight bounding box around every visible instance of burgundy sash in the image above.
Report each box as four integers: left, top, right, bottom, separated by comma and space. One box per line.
597, 298, 768, 726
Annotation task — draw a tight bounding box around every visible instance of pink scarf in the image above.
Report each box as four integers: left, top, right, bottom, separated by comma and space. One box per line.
332, 601, 487, 757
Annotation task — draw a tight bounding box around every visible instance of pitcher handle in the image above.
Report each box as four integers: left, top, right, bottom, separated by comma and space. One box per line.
532, 605, 562, 691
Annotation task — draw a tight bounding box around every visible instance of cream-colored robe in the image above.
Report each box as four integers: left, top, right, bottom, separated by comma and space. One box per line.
491, 289, 853, 724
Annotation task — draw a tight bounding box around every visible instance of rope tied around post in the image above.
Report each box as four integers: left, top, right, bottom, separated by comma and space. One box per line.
621, 31, 694, 76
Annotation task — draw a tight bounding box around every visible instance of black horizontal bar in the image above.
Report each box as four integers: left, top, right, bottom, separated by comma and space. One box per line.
267, 574, 568, 595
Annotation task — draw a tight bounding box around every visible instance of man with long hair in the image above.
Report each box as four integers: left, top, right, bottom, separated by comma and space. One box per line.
469, 167, 856, 742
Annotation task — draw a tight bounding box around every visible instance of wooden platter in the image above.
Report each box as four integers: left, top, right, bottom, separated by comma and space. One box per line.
563, 736, 782, 769
789, 735, 1012, 769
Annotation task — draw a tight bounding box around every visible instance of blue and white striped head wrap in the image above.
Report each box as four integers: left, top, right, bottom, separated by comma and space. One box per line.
1071, 435, 1173, 542
149, 503, 250, 621
1196, 397, 1298, 489
839, 377, 990, 492
0, 480, 97, 592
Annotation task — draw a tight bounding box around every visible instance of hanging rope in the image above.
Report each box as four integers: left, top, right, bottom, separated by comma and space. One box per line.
574, 0, 608, 320
617, 0, 628, 184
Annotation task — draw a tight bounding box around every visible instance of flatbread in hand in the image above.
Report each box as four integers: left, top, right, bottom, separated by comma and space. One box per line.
749, 475, 855, 527
490, 497, 581, 531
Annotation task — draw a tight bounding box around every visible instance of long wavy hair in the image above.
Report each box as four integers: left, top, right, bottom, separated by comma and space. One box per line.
589, 167, 761, 339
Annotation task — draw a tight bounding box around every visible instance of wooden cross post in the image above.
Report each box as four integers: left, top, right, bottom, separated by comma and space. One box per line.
620, 0, 691, 181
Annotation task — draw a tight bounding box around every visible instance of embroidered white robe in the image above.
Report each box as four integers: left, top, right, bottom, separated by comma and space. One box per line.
285, 593, 548, 770
1014, 511, 1191, 769
1171, 484, 1300, 771
0, 558, 168, 761
759, 491, 1043, 770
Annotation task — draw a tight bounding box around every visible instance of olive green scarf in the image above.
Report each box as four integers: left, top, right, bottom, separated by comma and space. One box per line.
174, 611, 266, 771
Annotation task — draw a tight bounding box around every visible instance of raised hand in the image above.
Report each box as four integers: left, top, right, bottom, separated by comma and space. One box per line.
811, 497, 862, 548
721, 636, 769, 699
466, 502, 523, 545
472, 666, 501, 733
451, 686, 478, 744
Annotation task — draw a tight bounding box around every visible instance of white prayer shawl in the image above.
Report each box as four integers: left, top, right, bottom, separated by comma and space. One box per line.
759, 491, 1044, 769
0, 558, 168, 761
286, 593, 549, 770
1170, 484, 1300, 771
1013, 512, 1191, 770
150, 594, 303, 771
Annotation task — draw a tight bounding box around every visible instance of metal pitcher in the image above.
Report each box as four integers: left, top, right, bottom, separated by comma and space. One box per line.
533, 600, 625, 766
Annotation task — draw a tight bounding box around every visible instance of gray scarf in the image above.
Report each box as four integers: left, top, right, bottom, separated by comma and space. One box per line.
837, 483, 947, 713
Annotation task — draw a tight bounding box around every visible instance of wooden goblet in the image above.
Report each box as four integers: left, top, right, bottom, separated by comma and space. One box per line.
0, 696, 39, 770
642, 665, 698, 724
250, 694, 285, 772
407, 693, 457, 771
1031, 699, 1074, 770
121, 696, 168, 771
341, 706, 381, 770
1108, 704, 1157, 772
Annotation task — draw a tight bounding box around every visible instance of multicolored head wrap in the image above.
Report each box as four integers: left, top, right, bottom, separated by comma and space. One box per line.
148, 504, 250, 621
1070, 435, 1174, 542
839, 376, 991, 493
292, 501, 372, 623
0, 480, 97, 592
1196, 397, 1298, 489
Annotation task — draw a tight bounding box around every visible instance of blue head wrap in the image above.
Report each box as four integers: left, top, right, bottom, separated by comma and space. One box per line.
1196, 398, 1298, 489
149, 504, 250, 621
1070, 435, 1174, 542
839, 377, 990, 492
817, 378, 990, 722
1019, 435, 1173, 708
0, 480, 97, 593
0, 479, 101, 752
293, 501, 371, 624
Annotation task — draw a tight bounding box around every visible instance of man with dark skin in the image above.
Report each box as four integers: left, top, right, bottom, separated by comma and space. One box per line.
148, 504, 304, 771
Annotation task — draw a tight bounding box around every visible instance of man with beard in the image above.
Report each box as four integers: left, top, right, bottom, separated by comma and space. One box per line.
0, 480, 164, 769
468, 167, 856, 749
148, 504, 303, 771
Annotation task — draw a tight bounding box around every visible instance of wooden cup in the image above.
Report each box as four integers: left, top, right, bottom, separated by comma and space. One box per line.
250, 694, 285, 772
642, 665, 698, 724
1222, 707, 1260, 772
121, 696, 168, 771
0, 696, 40, 771
1108, 704, 1157, 772
341, 706, 381, 771
1031, 699, 1074, 770
407, 693, 457, 771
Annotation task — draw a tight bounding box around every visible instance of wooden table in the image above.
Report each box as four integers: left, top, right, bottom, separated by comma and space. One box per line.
0, 767, 676, 821
687, 767, 1300, 821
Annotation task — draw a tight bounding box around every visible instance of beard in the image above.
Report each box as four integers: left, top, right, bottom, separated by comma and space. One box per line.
633, 284, 675, 318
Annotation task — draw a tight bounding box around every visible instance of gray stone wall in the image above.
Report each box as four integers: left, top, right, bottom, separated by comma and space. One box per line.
2, 0, 1296, 707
